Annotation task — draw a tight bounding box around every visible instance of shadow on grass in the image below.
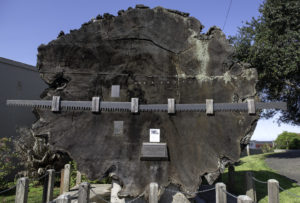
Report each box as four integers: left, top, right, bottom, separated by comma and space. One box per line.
221, 170, 298, 202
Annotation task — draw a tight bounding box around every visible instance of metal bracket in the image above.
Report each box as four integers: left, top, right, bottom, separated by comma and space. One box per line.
206, 99, 214, 115
247, 99, 256, 115
91, 97, 100, 113
131, 98, 139, 113
168, 98, 175, 114
51, 96, 60, 112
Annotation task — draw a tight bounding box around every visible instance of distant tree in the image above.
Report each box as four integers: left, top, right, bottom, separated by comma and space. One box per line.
274, 131, 300, 149
229, 0, 300, 125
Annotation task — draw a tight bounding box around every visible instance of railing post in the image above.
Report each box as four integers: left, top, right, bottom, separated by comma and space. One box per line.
237, 195, 253, 203
216, 182, 227, 203
63, 164, 71, 193
46, 169, 55, 202
110, 180, 125, 203
78, 182, 90, 203
76, 171, 82, 186
268, 179, 279, 203
245, 172, 256, 202
42, 172, 49, 203
149, 182, 158, 203
60, 169, 64, 194
15, 177, 29, 203
56, 194, 71, 203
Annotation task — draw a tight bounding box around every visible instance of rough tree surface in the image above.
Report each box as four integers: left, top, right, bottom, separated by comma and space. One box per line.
34, 5, 258, 198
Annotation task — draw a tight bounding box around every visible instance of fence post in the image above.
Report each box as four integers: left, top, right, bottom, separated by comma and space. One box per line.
247, 144, 250, 156
110, 180, 125, 203
78, 182, 90, 203
42, 172, 49, 203
149, 182, 158, 203
268, 179, 279, 203
63, 164, 71, 193
15, 177, 29, 203
46, 169, 55, 202
216, 182, 227, 203
60, 169, 64, 194
237, 195, 253, 203
245, 172, 256, 202
76, 171, 82, 186
56, 194, 71, 203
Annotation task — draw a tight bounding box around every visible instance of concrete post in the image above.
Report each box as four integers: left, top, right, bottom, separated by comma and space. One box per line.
237, 195, 253, 203
46, 169, 55, 202
228, 165, 235, 193
76, 171, 82, 186
56, 194, 71, 203
216, 182, 227, 203
149, 182, 158, 203
245, 172, 256, 202
268, 179, 279, 203
78, 182, 90, 203
63, 164, 71, 193
60, 169, 64, 194
110, 180, 125, 203
42, 173, 49, 203
247, 144, 250, 156
15, 177, 29, 203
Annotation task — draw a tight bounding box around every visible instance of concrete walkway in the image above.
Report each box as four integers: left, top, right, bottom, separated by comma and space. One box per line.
265, 150, 300, 184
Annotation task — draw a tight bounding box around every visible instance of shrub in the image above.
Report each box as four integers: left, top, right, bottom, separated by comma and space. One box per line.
261, 143, 274, 153
0, 137, 21, 190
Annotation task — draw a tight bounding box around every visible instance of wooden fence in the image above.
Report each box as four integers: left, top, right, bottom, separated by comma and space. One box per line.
5, 164, 289, 203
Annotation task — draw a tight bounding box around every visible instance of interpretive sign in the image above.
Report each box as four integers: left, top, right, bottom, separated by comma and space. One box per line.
149, 129, 160, 143
140, 143, 168, 161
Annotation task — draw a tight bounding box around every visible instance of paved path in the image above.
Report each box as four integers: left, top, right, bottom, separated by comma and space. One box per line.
265, 150, 300, 184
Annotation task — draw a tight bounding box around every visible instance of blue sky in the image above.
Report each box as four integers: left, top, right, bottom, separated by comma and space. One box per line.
1, 0, 299, 140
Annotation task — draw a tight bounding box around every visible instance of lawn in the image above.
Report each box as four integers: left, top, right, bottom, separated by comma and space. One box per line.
221, 153, 300, 203
0, 185, 60, 203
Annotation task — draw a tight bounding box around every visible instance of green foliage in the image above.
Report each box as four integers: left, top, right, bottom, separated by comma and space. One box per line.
69, 161, 111, 188
275, 131, 300, 149
230, 0, 300, 124
0, 137, 20, 190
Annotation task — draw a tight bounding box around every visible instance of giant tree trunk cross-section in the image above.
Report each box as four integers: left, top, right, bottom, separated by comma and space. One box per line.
33, 5, 258, 198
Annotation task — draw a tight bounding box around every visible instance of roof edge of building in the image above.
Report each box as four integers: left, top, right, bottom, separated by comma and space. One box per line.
0, 57, 37, 72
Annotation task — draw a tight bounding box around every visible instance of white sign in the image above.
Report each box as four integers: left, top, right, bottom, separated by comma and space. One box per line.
149, 129, 160, 143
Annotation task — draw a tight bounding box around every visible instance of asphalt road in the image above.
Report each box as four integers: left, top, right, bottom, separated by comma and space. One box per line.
265, 150, 300, 184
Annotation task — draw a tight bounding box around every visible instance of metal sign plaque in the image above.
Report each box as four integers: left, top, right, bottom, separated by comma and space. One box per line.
113, 121, 123, 136
140, 142, 168, 161
111, 85, 120, 98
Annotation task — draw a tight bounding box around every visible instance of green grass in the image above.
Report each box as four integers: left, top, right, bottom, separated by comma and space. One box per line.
221, 153, 300, 203
0, 185, 60, 203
